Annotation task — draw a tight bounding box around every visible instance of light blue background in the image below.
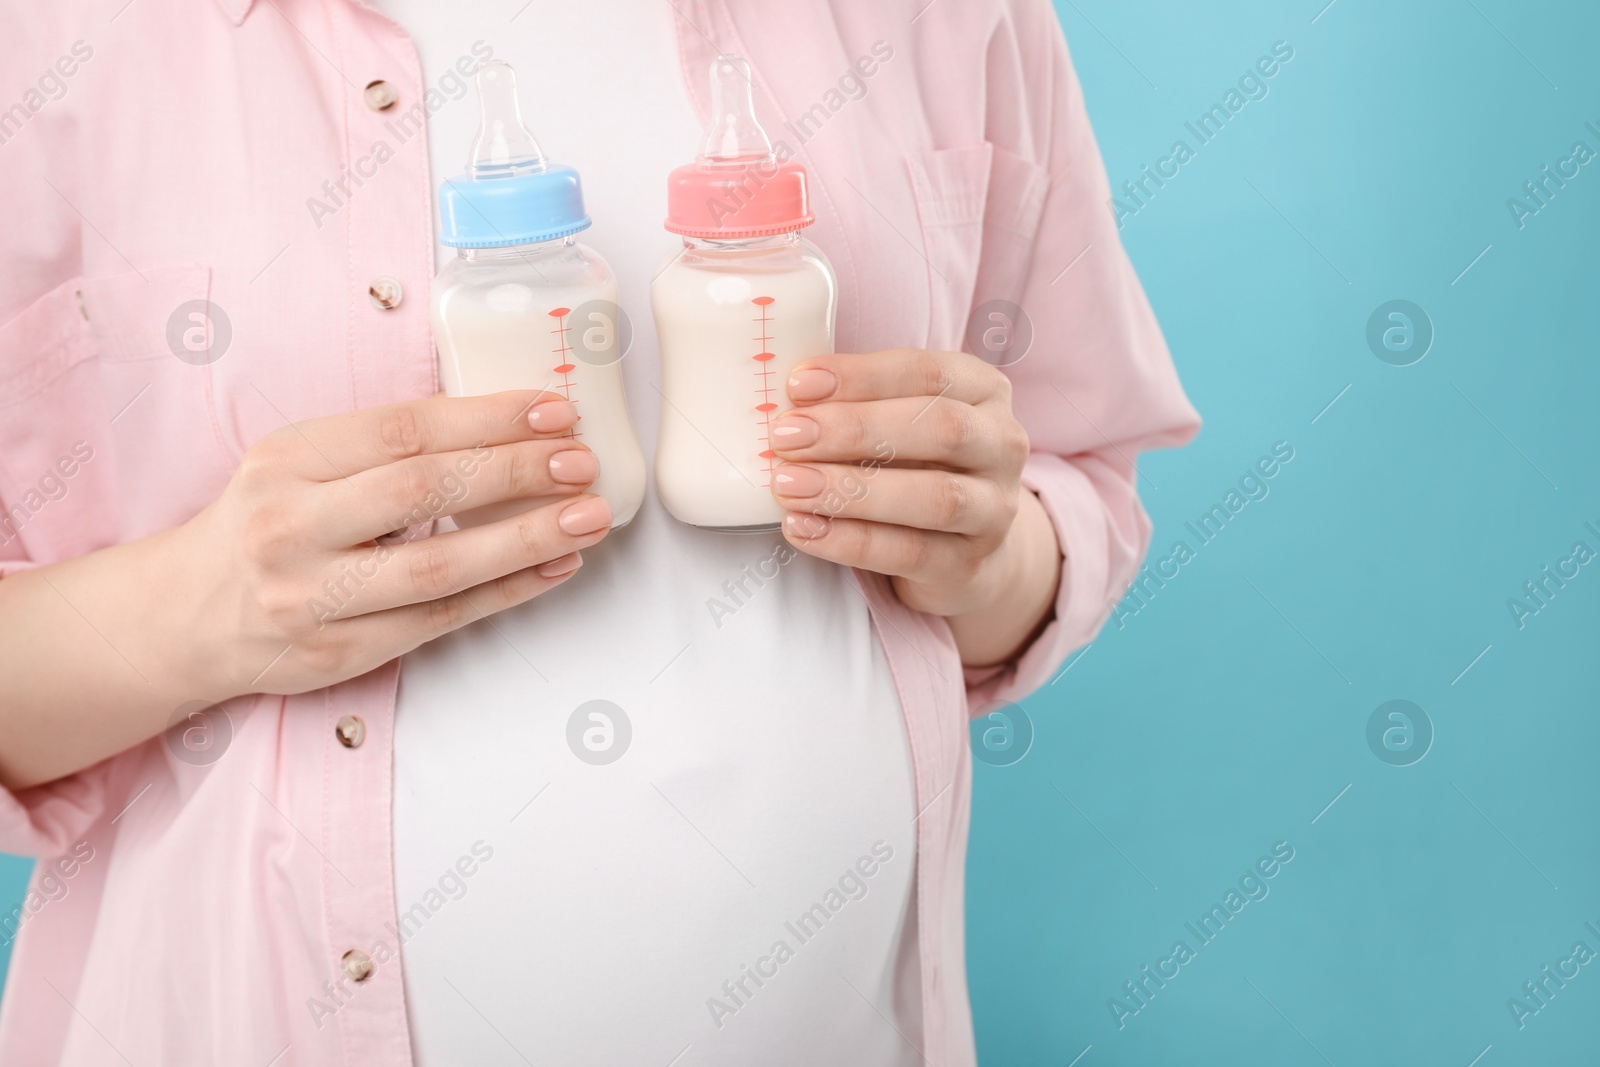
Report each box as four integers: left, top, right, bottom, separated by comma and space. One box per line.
4, 2, 1597, 1063
965, 0, 1600, 1063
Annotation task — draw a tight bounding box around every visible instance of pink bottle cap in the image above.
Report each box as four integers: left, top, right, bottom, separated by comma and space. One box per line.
664, 56, 815, 240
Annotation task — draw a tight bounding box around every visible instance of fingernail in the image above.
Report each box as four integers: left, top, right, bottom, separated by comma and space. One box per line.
773, 464, 826, 498
558, 495, 612, 535
770, 414, 818, 448
528, 400, 577, 431
536, 551, 583, 578
787, 368, 838, 402
784, 511, 831, 539
548, 449, 598, 484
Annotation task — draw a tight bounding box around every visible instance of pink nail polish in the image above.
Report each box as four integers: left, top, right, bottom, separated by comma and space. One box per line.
773, 464, 826, 498
770, 414, 818, 448
528, 400, 577, 430
536, 551, 583, 578
784, 511, 830, 539
558, 496, 612, 535
549, 449, 598, 484
787, 368, 838, 402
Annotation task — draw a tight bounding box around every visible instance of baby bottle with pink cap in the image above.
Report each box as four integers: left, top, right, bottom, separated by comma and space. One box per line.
431, 61, 646, 529
651, 54, 838, 531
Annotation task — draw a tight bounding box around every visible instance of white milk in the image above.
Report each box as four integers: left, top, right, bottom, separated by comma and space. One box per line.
433, 238, 646, 528
651, 234, 836, 530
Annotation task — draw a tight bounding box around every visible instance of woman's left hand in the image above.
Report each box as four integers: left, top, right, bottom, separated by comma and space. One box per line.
770, 348, 1061, 654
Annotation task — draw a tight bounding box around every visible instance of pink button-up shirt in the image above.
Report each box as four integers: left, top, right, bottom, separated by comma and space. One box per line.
0, 0, 1198, 1062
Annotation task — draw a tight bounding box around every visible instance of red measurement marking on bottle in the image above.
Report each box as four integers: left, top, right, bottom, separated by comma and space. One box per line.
751, 296, 778, 485
548, 307, 580, 438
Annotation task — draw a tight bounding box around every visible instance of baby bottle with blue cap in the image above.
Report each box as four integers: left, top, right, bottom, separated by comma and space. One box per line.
431, 60, 645, 529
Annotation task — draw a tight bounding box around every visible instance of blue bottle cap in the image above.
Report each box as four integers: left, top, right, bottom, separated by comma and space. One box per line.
438, 61, 592, 249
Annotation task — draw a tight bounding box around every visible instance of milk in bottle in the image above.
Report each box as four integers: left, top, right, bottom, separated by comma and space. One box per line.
651, 55, 838, 531
431, 61, 646, 528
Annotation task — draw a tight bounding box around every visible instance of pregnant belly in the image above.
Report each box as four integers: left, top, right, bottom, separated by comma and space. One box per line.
391, 526, 919, 1067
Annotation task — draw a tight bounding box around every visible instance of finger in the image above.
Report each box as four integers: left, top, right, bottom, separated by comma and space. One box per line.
770, 397, 1021, 472
343, 555, 585, 653
785, 348, 1007, 406
771, 462, 1011, 537
315, 493, 613, 617
778, 512, 970, 583
315, 438, 598, 544
277, 392, 578, 480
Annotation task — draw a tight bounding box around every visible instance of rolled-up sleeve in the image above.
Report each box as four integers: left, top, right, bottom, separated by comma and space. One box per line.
0, 762, 111, 858
0, 554, 113, 856
965, 0, 1202, 708
0, 546, 34, 581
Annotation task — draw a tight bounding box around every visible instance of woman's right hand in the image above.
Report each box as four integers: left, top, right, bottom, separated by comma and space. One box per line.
0, 390, 610, 790
185, 390, 612, 699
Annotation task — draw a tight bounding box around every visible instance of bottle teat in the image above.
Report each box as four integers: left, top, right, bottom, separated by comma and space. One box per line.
438, 59, 591, 249
662, 54, 813, 239
468, 61, 547, 178
699, 55, 772, 166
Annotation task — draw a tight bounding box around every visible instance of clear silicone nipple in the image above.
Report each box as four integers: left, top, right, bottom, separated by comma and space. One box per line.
698, 55, 772, 166
468, 61, 547, 178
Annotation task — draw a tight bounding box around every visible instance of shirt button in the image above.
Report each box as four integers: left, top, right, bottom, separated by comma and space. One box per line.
335, 715, 366, 748
363, 79, 398, 111
369, 276, 403, 310
341, 949, 374, 982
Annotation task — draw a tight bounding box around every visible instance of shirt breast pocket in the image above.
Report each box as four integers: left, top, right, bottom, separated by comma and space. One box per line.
908, 143, 1050, 358
0, 265, 235, 564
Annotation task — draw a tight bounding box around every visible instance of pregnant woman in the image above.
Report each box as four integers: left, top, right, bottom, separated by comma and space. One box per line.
0, 1, 1197, 1064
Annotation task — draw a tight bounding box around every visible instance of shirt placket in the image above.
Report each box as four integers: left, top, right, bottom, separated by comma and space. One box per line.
314, 1, 436, 1063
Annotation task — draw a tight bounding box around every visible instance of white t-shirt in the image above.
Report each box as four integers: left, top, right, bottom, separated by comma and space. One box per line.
371, 3, 922, 1064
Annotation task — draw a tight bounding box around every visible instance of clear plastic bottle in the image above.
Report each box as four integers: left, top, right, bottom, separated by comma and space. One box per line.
651, 55, 838, 531
431, 61, 645, 529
